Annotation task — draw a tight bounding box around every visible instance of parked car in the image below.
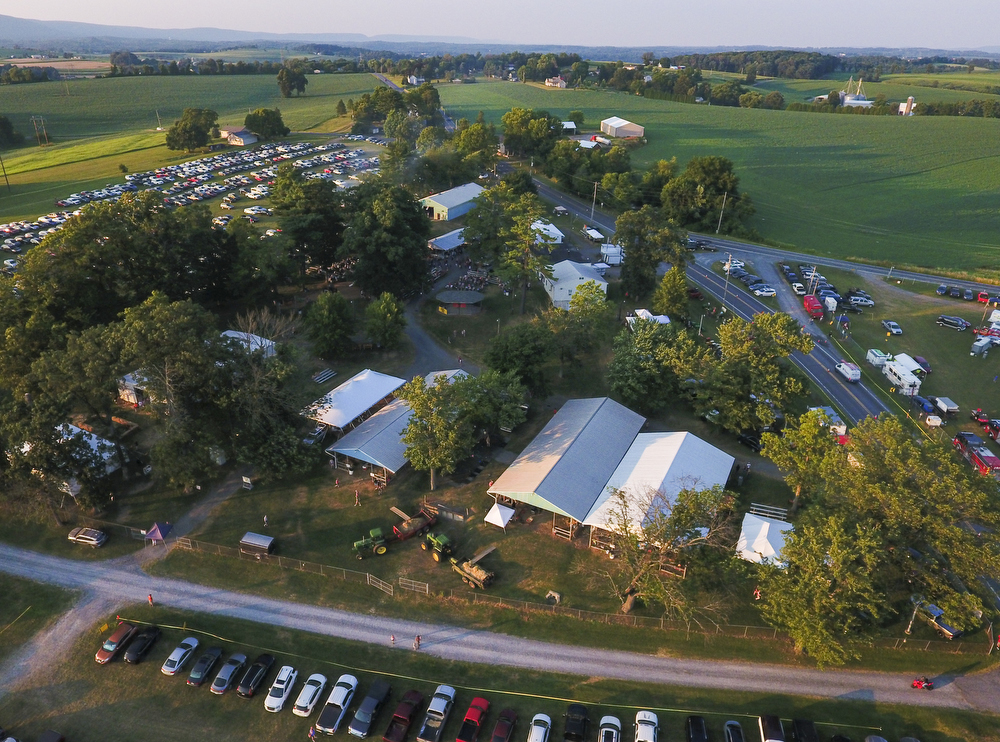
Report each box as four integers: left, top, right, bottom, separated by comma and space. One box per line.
882, 319, 903, 335
210, 653, 247, 695
791, 282, 805, 295
949, 286, 962, 298
685, 716, 708, 742
913, 356, 932, 374
688, 288, 704, 300
527, 715, 552, 742
123, 626, 161, 664
634, 712, 658, 742
737, 433, 762, 453
161, 637, 199, 676
316, 673, 359, 734
489, 710, 518, 742
382, 689, 425, 742
910, 395, 935, 414
303, 423, 329, 446
964, 288, 975, 301
597, 717, 620, 742
349, 679, 392, 737
264, 665, 299, 713
67, 527, 107, 548
935, 284, 948, 295
790, 720, 819, 742
752, 284, 776, 297
95, 622, 137, 664
563, 704, 589, 742
936, 315, 971, 330
723, 721, 744, 742
293, 673, 328, 717
236, 653, 275, 698
416, 685, 457, 742
186, 647, 223, 686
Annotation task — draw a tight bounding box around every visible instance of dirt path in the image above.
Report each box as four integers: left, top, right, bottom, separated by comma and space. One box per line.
0, 543, 995, 714
0, 590, 118, 697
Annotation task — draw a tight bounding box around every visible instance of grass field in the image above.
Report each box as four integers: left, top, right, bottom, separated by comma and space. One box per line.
438, 80, 1000, 275
883, 69, 1000, 96
1, 605, 995, 742
753, 75, 1000, 106
0, 575, 74, 666
1, 73, 378, 140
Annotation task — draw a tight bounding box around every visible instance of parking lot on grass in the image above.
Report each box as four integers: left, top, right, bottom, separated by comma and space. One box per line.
0, 606, 994, 742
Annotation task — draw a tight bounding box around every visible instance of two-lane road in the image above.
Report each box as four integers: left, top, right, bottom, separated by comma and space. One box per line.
532, 178, 888, 422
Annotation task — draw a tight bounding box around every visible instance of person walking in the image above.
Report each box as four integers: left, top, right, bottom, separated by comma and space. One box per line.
263, 515, 269, 528
390, 634, 396, 646
148, 594, 154, 607
335, 478, 340, 487
413, 635, 421, 651
355, 490, 361, 506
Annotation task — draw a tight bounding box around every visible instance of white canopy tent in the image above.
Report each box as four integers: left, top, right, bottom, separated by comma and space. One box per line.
531, 220, 565, 245
485, 502, 516, 530
302, 369, 405, 433
736, 513, 793, 565
583, 432, 734, 535
220, 330, 276, 358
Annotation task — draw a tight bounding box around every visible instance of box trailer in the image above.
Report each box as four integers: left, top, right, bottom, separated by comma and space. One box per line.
866, 349, 891, 367
803, 295, 824, 319
882, 361, 921, 396
239, 531, 275, 558
933, 396, 959, 415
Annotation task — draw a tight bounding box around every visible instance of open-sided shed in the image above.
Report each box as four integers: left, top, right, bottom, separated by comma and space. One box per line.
302, 369, 405, 437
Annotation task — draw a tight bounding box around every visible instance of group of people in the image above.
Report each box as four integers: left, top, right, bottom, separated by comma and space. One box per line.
444, 270, 490, 292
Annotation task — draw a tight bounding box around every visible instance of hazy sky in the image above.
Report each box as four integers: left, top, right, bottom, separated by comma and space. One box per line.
21, 1, 1000, 49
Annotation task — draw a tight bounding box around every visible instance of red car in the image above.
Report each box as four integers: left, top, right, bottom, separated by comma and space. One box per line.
95, 622, 136, 664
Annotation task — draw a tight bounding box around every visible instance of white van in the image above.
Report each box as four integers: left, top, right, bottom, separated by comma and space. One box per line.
835, 362, 861, 383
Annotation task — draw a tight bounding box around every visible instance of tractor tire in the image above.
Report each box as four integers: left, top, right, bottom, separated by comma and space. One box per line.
432, 551, 441, 562
356, 554, 363, 561
375, 545, 388, 555
420, 542, 428, 551
462, 577, 469, 585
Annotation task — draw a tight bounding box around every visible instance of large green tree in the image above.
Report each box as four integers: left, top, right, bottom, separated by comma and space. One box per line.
340, 183, 429, 299
0, 114, 23, 148
614, 205, 684, 300
651, 266, 689, 320
398, 374, 475, 490
305, 292, 354, 359
662, 156, 754, 235
277, 66, 308, 97
365, 292, 407, 349
500, 107, 561, 158
165, 108, 218, 151
484, 322, 553, 396
244, 108, 290, 139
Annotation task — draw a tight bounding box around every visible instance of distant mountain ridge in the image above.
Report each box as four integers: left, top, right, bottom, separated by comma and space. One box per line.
1, 14, 997, 60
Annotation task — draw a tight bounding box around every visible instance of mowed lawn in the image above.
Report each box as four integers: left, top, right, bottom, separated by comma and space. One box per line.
438, 80, 1000, 274
2, 606, 995, 742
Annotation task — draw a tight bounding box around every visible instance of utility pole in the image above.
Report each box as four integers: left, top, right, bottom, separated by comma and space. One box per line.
715, 191, 728, 234
722, 253, 733, 310
590, 181, 597, 220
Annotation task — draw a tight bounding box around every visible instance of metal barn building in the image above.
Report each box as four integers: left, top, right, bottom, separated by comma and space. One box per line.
600, 116, 644, 138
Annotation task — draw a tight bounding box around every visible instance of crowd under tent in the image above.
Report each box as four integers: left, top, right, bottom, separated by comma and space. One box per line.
220, 330, 276, 358
429, 228, 466, 252
736, 512, 793, 565
435, 289, 485, 315
302, 369, 405, 438
488, 397, 645, 539
583, 432, 735, 551
325, 369, 470, 484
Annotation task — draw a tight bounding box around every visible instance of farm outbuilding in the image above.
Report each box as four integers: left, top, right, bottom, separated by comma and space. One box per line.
419, 183, 485, 221
227, 129, 258, 146
436, 289, 484, 315
542, 260, 608, 310
302, 368, 406, 438
600, 116, 644, 138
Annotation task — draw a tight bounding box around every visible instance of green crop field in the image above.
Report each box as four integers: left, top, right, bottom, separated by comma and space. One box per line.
0, 73, 376, 140
883, 69, 1000, 96
753, 75, 1000, 106
438, 80, 1000, 275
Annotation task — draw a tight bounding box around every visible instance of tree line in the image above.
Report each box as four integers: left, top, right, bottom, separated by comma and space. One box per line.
0, 64, 62, 85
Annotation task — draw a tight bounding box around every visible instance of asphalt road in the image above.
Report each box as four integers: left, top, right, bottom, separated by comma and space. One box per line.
0, 543, 992, 713
531, 179, 888, 423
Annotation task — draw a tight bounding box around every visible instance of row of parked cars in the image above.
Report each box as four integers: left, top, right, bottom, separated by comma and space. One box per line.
935, 283, 1000, 304
91, 619, 914, 742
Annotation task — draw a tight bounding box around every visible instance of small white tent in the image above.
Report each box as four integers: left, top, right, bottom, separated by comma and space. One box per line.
736, 513, 793, 565
485, 502, 516, 530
